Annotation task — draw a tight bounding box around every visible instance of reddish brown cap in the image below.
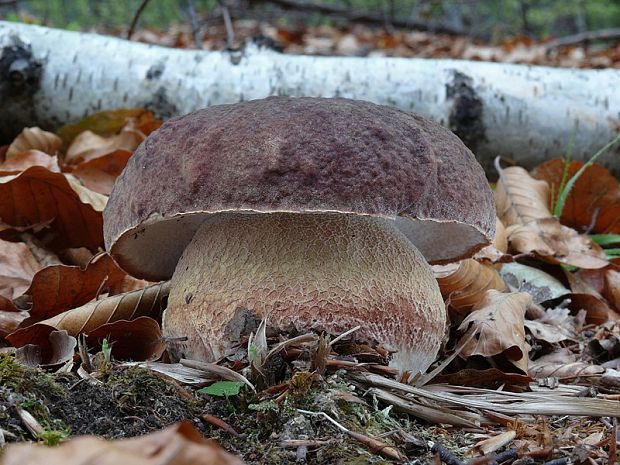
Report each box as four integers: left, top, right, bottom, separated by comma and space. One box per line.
104, 97, 495, 280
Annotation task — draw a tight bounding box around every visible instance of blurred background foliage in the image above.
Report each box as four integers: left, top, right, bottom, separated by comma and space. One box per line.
2, 0, 620, 41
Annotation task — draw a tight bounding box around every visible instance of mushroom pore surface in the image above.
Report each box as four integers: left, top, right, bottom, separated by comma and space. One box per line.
164, 212, 446, 374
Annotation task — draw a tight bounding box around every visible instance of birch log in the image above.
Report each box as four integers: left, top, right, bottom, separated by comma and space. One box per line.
1, 21, 619, 175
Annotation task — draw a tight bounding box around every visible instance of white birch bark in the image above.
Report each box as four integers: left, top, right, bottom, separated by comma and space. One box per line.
1, 21, 619, 175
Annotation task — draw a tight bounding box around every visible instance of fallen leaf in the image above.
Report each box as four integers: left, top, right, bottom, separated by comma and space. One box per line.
0, 151, 61, 173
71, 149, 132, 195
57, 108, 157, 145
0, 310, 27, 337
6, 127, 62, 159
507, 218, 608, 269
23, 253, 129, 321
524, 307, 577, 344
531, 159, 620, 234
500, 262, 570, 304
0, 239, 43, 300
8, 281, 170, 348
0, 167, 105, 250
0, 421, 244, 465
86, 317, 165, 362
474, 217, 510, 262
605, 269, 620, 311
495, 166, 551, 227
458, 290, 532, 373
529, 348, 605, 379
65, 129, 143, 165
14, 330, 76, 367
434, 259, 506, 313
474, 430, 516, 455
565, 270, 619, 324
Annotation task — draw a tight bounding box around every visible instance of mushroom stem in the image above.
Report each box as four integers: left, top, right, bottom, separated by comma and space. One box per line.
164, 212, 445, 374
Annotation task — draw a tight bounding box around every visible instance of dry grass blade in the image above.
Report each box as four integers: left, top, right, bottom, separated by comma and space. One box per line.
495, 165, 551, 227
6, 127, 62, 159
180, 359, 255, 391
131, 362, 216, 385
297, 409, 407, 462
434, 259, 506, 314
7, 281, 170, 348
349, 371, 620, 417
366, 387, 481, 427
264, 333, 318, 364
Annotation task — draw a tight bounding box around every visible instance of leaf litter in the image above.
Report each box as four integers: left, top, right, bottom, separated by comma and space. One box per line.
1, 115, 620, 464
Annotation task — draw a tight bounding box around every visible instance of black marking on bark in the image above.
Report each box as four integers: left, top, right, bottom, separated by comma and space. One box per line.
0, 35, 43, 143
143, 87, 177, 119
146, 62, 164, 80
446, 71, 486, 153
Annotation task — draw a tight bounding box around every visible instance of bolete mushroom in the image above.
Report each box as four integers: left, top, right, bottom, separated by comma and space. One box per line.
103, 97, 495, 374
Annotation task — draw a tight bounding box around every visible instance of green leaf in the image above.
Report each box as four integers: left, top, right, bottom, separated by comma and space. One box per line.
604, 248, 620, 259
57, 108, 150, 144
198, 381, 245, 397
590, 234, 620, 246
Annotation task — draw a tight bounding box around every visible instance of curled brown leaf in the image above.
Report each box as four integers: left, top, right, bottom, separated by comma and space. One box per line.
6, 127, 62, 159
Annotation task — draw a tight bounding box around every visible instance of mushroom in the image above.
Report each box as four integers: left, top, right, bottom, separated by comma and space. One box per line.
103, 97, 495, 374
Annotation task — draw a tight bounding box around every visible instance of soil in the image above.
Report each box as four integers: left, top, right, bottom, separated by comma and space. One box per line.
0, 353, 476, 464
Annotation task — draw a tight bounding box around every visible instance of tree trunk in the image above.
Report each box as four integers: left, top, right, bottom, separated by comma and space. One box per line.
1, 21, 619, 176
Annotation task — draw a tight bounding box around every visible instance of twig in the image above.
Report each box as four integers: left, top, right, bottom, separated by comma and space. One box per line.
201, 413, 240, 437
543, 28, 620, 50
432, 443, 465, 465
254, 0, 485, 38
127, 0, 152, 40
329, 325, 361, 346
186, 0, 203, 49
541, 459, 568, 465
218, 0, 235, 49
297, 409, 406, 462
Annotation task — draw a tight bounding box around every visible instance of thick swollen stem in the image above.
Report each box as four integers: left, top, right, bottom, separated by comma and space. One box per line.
164, 212, 445, 374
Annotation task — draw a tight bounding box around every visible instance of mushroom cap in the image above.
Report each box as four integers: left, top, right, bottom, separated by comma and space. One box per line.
104, 97, 495, 281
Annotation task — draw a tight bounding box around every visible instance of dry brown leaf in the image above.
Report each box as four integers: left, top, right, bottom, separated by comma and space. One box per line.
23, 253, 129, 321
57, 108, 158, 144
14, 330, 76, 367
434, 259, 506, 314
529, 348, 605, 379
0, 421, 244, 465
71, 149, 132, 195
507, 218, 608, 269
86, 317, 166, 361
495, 166, 551, 227
531, 159, 620, 234
474, 217, 510, 262
0, 310, 27, 337
565, 270, 619, 324
524, 307, 577, 344
8, 281, 170, 348
6, 127, 62, 159
65, 129, 143, 165
0, 239, 43, 300
605, 269, 620, 311
0, 150, 61, 174
458, 290, 532, 373
0, 166, 105, 250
